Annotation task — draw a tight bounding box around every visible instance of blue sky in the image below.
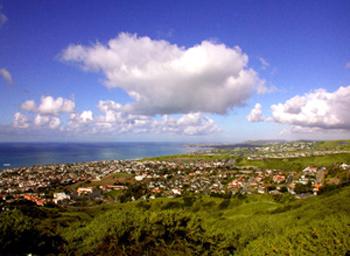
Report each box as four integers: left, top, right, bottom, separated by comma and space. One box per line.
1, 0, 350, 142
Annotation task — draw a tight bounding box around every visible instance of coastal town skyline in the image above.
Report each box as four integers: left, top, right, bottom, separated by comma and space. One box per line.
1, 0, 350, 142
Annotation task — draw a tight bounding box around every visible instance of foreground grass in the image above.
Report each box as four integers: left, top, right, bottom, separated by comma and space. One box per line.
2, 185, 348, 255
57, 187, 350, 255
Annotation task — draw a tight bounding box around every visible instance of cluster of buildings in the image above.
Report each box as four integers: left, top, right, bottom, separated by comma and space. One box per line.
1, 155, 349, 207
0, 160, 147, 194
243, 142, 350, 160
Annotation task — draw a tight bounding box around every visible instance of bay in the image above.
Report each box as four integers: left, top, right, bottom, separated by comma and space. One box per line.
0, 142, 192, 169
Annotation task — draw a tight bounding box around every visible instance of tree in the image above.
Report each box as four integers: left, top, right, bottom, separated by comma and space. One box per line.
294, 182, 312, 194
0, 209, 37, 253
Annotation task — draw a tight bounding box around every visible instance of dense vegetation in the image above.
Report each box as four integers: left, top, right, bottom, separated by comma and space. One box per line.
1, 185, 350, 255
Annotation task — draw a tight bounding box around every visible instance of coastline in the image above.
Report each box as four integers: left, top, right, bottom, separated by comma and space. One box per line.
0, 142, 196, 170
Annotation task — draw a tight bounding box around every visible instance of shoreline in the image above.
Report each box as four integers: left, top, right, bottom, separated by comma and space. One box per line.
0, 142, 199, 170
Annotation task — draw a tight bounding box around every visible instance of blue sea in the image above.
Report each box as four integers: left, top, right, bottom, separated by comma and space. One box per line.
0, 142, 194, 169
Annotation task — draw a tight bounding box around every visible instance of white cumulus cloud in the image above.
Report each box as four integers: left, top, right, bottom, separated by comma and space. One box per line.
21, 100, 36, 112
38, 96, 75, 114
68, 111, 94, 130
0, 68, 13, 84
34, 114, 61, 129
271, 86, 350, 130
279, 126, 324, 135
48, 117, 61, 129
173, 113, 219, 135
61, 33, 265, 115
247, 103, 265, 122
15, 96, 76, 131
83, 100, 220, 136
21, 96, 75, 115
13, 112, 29, 129
80, 111, 94, 123
15, 97, 219, 136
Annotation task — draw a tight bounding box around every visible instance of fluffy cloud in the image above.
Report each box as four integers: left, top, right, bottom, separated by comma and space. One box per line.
80, 111, 94, 122
170, 113, 219, 135
68, 111, 94, 130
15, 97, 219, 136
72, 100, 220, 136
271, 86, 350, 130
0, 68, 13, 84
280, 126, 324, 135
247, 103, 265, 122
16, 96, 75, 130
13, 112, 62, 130
21, 100, 36, 112
34, 114, 61, 129
37, 96, 75, 114
13, 112, 29, 129
21, 96, 75, 114
61, 33, 265, 115
49, 117, 61, 129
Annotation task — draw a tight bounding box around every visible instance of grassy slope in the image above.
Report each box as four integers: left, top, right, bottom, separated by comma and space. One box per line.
57, 186, 350, 255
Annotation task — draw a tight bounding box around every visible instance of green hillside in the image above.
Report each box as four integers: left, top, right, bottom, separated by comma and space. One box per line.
237, 153, 350, 171
2, 185, 350, 255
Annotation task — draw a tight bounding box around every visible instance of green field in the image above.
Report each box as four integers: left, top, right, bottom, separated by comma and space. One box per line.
314, 140, 350, 151
237, 153, 350, 171
147, 151, 350, 173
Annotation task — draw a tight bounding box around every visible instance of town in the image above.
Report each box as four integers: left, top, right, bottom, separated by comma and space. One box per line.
1, 141, 350, 208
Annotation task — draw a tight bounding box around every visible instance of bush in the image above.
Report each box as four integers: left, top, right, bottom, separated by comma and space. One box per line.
218, 198, 230, 209
0, 209, 63, 254
63, 207, 236, 255
183, 195, 195, 207
294, 182, 313, 194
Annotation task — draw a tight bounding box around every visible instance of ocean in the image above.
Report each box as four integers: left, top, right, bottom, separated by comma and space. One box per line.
0, 142, 193, 169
